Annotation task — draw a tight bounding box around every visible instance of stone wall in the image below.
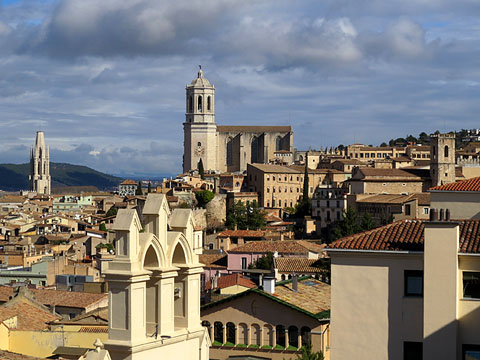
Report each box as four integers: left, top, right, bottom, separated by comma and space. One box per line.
205, 194, 226, 229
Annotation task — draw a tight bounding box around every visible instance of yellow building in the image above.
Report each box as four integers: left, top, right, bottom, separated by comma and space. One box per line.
328, 219, 480, 360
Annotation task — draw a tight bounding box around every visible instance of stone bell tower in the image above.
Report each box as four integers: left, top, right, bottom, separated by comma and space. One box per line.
29, 131, 51, 195
183, 66, 217, 174
430, 133, 456, 187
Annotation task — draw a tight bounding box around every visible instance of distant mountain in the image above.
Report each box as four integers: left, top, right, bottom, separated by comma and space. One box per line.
0, 162, 122, 192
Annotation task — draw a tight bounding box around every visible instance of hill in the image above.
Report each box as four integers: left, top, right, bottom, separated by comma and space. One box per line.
0, 163, 122, 192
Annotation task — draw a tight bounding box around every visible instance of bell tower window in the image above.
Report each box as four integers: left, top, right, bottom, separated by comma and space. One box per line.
198, 96, 203, 112
188, 96, 193, 113
444, 145, 449, 158
207, 96, 211, 111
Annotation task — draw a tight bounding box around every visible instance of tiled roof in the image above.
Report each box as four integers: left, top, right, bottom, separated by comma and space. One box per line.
119, 179, 136, 185
0, 301, 60, 331
205, 273, 256, 291
217, 125, 291, 133
274, 257, 326, 274
430, 176, 480, 192
199, 254, 227, 269
328, 219, 480, 253
202, 277, 330, 319
0, 350, 46, 360
356, 193, 430, 205
229, 240, 325, 254
217, 230, 265, 238
0, 287, 107, 309
355, 168, 421, 180
248, 164, 301, 174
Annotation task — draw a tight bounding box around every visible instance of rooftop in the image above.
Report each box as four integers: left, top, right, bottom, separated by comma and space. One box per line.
328, 219, 480, 253
119, 179, 136, 185
229, 240, 325, 255
430, 176, 480, 192
205, 273, 256, 291
217, 229, 265, 238
248, 164, 301, 174
274, 257, 326, 274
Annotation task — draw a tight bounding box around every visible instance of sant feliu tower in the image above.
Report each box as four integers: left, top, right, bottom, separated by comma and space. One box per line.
29, 131, 51, 195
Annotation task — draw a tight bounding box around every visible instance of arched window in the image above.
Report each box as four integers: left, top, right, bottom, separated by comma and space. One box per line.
251, 324, 261, 346
288, 326, 299, 348
188, 95, 193, 113
444, 145, 449, 158
301, 326, 311, 346
207, 96, 211, 111
432, 146, 436, 158
226, 137, 233, 166
197, 142, 202, 147
251, 136, 259, 163
276, 136, 282, 151
226, 322, 236, 344
276, 325, 286, 348
238, 323, 248, 345
198, 95, 203, 112
281, 274, 286, 281
263, 324, 274, 346
214, 321, 223, 343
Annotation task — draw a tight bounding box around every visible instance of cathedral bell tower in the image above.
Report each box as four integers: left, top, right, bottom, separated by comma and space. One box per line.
183, 67, 218, 174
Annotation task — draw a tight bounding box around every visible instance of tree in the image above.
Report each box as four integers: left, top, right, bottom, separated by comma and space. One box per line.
135, 181, 143, 195
249, 252, 274, 270
293, 343, 324, 360
380, 142, 388, 147
106, 206, 118, 218
226, 201, 248, 230
334, 207, 361, 239
195, 190, 214, 208
198, 158, 205, 180
360, 212, 376, 231
246, 201, 266, 230
147, 182, 152, 193
99, 223, 107, 232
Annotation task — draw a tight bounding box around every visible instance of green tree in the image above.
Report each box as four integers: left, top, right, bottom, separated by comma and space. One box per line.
135, 181, 143, 195
334, 207, 361, 239
99, 223, 107, 232
246, 200, 266, 230
195, 190, 214, 208
147, 182, 152, 193
198, 158, 205, 180
292, 343, 324, 360
226, 201, 248, 230
360, 212, 376, 231
106, 206, 118, 217
380, 142, 388, 147
249, 252, 274, 270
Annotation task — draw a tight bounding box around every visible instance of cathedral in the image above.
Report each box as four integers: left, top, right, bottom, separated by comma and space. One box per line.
183, 68, 294, 174
29, 131, 51, 195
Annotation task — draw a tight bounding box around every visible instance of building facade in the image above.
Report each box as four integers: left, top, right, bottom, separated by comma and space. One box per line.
29, 131, 51, 195
430, 133, 456, 187
183, 68, 294, 174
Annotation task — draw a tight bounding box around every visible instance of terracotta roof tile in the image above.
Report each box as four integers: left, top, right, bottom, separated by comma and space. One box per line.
430, 176, 480, 192
275, 257, 326, 274
273, 278, 330, 315
205, 273, 256, 291
199, 254, 227, 269
0, 350, 46, 360
328, 219, 480, 253
0, 287, 107, 309
217, 230, 265, 238
229, 240, 325, 254
119, 179, 137, 185
0, 301, 60, 331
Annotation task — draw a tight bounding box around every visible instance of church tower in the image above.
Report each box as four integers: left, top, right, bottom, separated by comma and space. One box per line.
430, 133, 456, 187
183, 67, 217, 173
29, 131, 51, 195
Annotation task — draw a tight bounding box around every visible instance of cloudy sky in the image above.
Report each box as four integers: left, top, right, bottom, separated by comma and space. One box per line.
0, 0, 479, 177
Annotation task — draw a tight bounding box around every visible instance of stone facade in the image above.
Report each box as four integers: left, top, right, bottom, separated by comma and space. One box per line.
29, 131, 51, 195
430, 133, 456, 187
183, 69, 294, 174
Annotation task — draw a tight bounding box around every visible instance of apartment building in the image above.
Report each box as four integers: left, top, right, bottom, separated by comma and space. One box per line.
346, 144, 405, 161
348, 168, 423, 195
312, 185, 348, 229
327, 219, 480, 360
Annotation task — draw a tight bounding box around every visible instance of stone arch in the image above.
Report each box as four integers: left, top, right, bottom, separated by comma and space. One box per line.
251, 323, 261, 346
207, 96, 211, 111
288, 325, 299, 348
263, 324, 274, 347
141, 235, 167, 269
301, 326, 311, 346
276, 324, 286, 347
168, 234, 193, 266
198, 95, 203, 112
238, 323, 248, 345
226, 322, 236, 344
214, 321, 224, 343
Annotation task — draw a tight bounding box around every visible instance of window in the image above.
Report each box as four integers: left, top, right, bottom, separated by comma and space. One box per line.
463, 272, 480, 299
444, 145, 449, 158
404, 341, 422, 360
241, 257, 247, 269
267, 187, 270, 193
463, 344, 480, 360
404, 270, 423, 297
251, 136, 259, 163
278, 200, 282, 207
197, 142, 202, 147
424, 208, 429, 215
207, 96, 211, 111
405, 204, 411, 216
198, 95, 203, 111
226, 137, 233, 165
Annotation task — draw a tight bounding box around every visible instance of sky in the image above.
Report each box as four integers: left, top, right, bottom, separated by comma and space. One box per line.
0, 0, 479, 177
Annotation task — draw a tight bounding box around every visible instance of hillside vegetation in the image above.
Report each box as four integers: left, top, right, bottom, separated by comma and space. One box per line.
0, 162, 121, 191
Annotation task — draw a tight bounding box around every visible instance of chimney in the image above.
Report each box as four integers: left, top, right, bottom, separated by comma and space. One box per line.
263, 276, 275, 294
292, 274, 298, 292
